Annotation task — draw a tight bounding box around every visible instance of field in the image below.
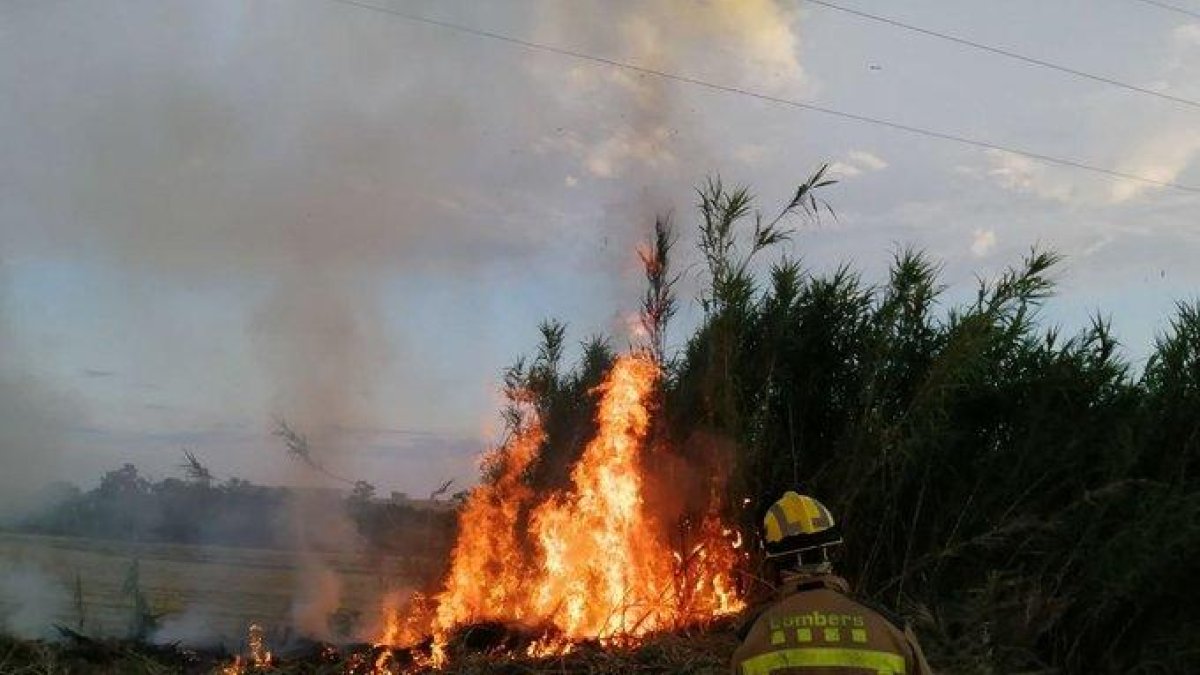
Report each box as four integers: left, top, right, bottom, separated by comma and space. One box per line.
0, 531, 410, 645
0, 530, 737, 673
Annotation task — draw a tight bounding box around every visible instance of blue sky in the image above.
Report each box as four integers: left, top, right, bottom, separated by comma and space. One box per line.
2, 0, 1198, 500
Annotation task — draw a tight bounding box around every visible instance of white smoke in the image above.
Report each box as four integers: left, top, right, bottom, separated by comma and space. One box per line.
0, 565, 70, 639
0, 0, 807, 638
0, 268, 85, 518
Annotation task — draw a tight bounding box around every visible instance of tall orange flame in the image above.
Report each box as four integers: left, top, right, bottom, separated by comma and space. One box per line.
525, 354, 677, 638
382, 353, 743, 656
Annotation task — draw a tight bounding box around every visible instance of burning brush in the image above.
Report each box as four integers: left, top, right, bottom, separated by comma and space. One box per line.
370, 352, 747, 668
213, 353, 745, 673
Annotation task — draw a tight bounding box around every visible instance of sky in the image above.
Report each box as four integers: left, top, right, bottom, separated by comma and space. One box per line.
1, 0, 1198, 501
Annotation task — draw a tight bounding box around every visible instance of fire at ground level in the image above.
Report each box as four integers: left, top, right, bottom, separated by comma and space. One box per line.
1, 619, 741, 674
0, 531, 743, 673
1, 354, 754, 674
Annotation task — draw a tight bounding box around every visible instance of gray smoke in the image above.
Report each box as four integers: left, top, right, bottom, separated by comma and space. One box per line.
0, 0, 806, 473
0, 564, 70, 640
0, 0, 806, 639
0, 369, 77, 518
153, 605, 223, 647
0, 269, 85, 519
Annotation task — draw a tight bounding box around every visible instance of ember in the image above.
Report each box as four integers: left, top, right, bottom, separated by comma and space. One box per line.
219, 623, 274, 674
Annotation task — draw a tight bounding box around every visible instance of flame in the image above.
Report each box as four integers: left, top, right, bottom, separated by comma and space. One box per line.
524, 355, 677, 638
220, 623, 273, 674
213, 354, 743, 673
380, 353, 744, 658
432, 422, 544, 631
248, 623, 272, 667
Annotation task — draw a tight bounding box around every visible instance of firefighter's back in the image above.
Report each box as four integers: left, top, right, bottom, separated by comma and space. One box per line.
731, 577, 927, 675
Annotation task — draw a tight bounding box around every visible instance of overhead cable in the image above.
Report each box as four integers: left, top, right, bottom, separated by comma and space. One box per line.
805, 0, 1200, 111
1128, 0, 1200, 21
323, 0, 1200, 194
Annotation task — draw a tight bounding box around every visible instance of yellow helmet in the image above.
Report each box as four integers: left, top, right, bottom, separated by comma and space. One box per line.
762, 492, 842, 558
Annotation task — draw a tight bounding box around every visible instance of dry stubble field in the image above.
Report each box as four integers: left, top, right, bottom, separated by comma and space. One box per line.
0, 531, 412, 645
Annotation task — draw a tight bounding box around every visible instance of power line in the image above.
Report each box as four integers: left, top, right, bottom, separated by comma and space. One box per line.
324, 0, 1200, 195
1129, 0, 1200, 20
804, 0, 1200, 111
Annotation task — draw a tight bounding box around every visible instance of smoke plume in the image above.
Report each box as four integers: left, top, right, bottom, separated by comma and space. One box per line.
0, 270, 84, 518
0, 565, 70, 640
0, 0, 806, 640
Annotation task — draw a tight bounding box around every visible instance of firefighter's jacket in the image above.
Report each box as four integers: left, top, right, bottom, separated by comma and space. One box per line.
730, 574, 932, 675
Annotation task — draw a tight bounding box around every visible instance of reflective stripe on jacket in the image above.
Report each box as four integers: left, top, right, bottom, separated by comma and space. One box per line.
730, 575, 932, 675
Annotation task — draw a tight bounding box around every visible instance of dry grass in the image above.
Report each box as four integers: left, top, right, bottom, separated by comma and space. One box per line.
424, 628, 737, 674
0, 532, 413, 642
0, 623, 739, 675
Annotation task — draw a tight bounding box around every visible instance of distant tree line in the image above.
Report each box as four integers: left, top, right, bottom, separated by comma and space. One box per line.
492, 169, 1198, 673
11, 462, 456, 558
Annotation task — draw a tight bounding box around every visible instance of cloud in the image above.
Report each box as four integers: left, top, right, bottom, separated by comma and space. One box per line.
969, 20, 1200, 207
1109, 127, 1200, 203
1099, 22, 1200, 203
734, 144, 769, 166
1080, 234, 1116, 258
848, 151, 887, 171
828, 150, 888, 179
1174, 23, 1200, 47
978, 151, 1079, 203
827, 162, 862, 178
971, 228, 997, 257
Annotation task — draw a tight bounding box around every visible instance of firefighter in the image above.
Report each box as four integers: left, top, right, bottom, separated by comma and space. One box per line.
731, 492, 932, 675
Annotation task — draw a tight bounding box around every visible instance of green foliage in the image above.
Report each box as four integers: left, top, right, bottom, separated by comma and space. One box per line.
494, 318, 617, 494
499, 169, 1198, 673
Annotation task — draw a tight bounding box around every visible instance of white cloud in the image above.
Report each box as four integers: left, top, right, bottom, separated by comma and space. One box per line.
827, 161, 861, 178
1174, 23, 1200, 47
828, 150, 888, 179
734, 143, 769, 166
1080, 234, 1115, 258
1107, 21, 1200, 202
981, 151, 1079, 203
977, 20, 1200, 206
1109, 126, 1200, 204
971, 228, 997, 257
848, 151, 888, 171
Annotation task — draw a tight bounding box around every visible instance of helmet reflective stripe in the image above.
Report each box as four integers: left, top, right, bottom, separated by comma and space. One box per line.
765, 504, 785, 542
807, 499, 833, 531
